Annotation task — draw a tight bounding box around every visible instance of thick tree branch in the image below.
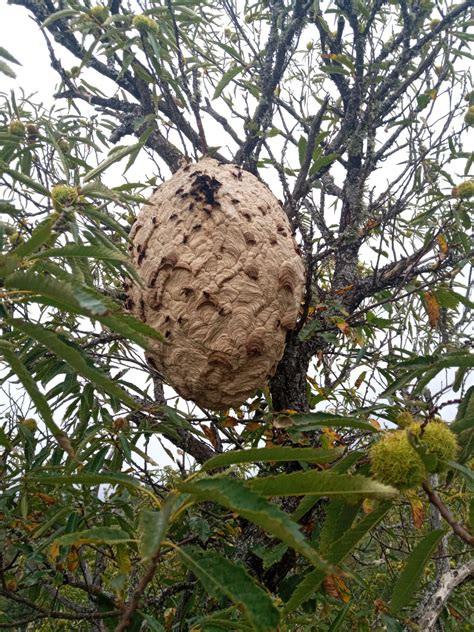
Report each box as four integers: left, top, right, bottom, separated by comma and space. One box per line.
414, 560, 474, 631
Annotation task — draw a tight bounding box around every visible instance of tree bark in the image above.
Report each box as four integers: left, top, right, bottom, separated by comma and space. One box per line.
413, 560, 474, 632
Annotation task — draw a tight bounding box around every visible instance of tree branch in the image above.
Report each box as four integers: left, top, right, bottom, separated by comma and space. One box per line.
415, 560, 474, 631
422, 481, 474, 546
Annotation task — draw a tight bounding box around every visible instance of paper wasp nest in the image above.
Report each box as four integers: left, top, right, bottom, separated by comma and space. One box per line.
127, 158, 305, 409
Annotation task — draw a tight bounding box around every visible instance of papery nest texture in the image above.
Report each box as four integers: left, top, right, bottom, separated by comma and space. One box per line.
127, 157, 305, 410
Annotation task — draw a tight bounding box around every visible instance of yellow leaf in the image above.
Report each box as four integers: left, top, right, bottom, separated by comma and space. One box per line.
245, 422, 261, 432
437, 235, 448, 259
362, 498, 375, 514
407, 493, 425, 529
354, 371, 367, 389
423, 291, 440, 328
49, 541, 60, 563
336, 320, 351, 336
201, 424, 218, 449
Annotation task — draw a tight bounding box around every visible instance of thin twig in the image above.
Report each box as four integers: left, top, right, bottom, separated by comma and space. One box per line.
422, 481, 474, 546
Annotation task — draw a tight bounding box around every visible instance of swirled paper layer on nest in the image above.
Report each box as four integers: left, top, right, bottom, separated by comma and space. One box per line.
127, 157, 305, 410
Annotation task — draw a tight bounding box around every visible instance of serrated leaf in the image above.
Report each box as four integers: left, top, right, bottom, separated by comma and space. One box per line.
0, 61, 16, 79
178, 477, 329, 570
0, 340, 64, 440
13, 216, 57, 257
28, 472, 149, 494
311, 152, 340, 173
249, 471, 397, 499
83, 143, 143, 182
298, 136, 307, 166
0, 47, 21, 66
34, 243, 129, 262
177, 548, 280, 632
284, 501, 392, 614
42, 8, 78, 27
139, 497, 175, 562
202, 446, 343, 471
56, 526, 131, 546
6, 318, 139, 409
0, 161, 50, 195
289, 412, 378, 433
390, 530, 445, 614
213, 65, 243, 99
5, 271, 110, 316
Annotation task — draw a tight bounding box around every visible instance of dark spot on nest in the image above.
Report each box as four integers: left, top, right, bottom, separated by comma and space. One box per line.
125, 298, 134, 310
189, 202, 195, 211
165, 315, 170, 322
183, 234, 188, 244
169, 213, 178, 221
231, 198, 240, 204
148, 269, 159, 288
164, 330, 171, 338
183, 164, 190, 172
190, 174, 222, 206
175, 187, 184, 195
182, 287, 194, 298
193, 224, 202, 231
152, 216, 157, 225
138, 251, 146, 265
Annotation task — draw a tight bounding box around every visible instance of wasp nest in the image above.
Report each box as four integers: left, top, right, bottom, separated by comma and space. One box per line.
127, 157, 305, 409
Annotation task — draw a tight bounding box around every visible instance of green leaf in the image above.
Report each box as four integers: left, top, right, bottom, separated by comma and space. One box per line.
178, 477, 329, 570
0, 61, 16, 79
177, 548, 280, 632
138, 613, 165, 632
454, 386, 474, 426
298, 136, 307, 166
435, 287, 460, 309
249, 471, 397, 499
0, 340, 63, 439
28, 472, 149, 494
322, 64, 350, 75
311, 152, 340, 173
5, 272, 110, 316
0, 161, 50, 195
289, 412, 378, 433
42, 8, 78, 27
13, 216, 56, 257
202, 446, 344, 471
0, 426, 12, 451
328, 600, 352, 631
446, 460, 474, 490
213, 65, 243, 99
390, 529, 446, 614
83, 143, 143, 182
34, 244, 129, 262
138, 496, 175, 562
0, 46, 21, 66
7, 319, 139, 409
56, 526, 132, 546
284, 501, 392, 613
318, 499, 363, 552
